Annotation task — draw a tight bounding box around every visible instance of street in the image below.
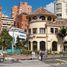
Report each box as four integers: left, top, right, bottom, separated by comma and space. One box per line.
0, 58, 67, 67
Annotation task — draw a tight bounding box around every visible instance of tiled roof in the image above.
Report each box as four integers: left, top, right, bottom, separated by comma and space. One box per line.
30, 8, 56, 17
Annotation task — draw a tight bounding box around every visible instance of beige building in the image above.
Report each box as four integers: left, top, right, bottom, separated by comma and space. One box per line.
2, 16, 14, 30
54, 0, 67, 19
28, 8, 67, 53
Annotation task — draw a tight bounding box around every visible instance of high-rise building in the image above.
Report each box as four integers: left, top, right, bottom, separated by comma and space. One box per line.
15, 13, 29, 33
12, 2, 32, 34
12, 2, 32, 20
12, 6, 19, 21
19, 2, 32, 14
54, 0, 67, 19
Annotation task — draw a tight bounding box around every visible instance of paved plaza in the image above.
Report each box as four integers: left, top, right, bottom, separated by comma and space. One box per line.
0, 60, 50, 67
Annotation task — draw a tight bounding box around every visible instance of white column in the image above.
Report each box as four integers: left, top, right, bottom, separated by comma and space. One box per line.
45, 17, 47, 21
37, 42, 40, 51
31, 41, 33, 51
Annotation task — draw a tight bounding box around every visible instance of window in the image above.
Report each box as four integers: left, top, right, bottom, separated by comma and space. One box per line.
33, 41, 37, 51
56, 8, 62, 12
66, 4, 67, 7
32, 16, 37, 20
50, 28, 54, 33
56, 3, 62, 8
28, 29, 31, 34
56, 13, 62, 16
55, 28, 58, 34
40, 28, 45, 34
24, 29, 27, 32
47, 16, 51, 21
40, 16, 45, 20
66, 9, 67, 14
33, 28, 37, 34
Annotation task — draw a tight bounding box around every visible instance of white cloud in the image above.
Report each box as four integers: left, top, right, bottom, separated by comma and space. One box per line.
45, 2, 54, 13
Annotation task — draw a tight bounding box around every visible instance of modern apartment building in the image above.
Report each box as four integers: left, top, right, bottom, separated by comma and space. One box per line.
54, 0, 67, 19
12, 6, 19, 21
12, 2, 32, 34
2, 15, 14, 30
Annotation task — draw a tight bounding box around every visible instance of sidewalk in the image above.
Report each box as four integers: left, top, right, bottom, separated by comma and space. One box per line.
47, 54, 67, 59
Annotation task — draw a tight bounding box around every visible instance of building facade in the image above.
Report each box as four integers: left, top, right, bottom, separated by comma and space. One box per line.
15, 13, 29, 33
12, 2, 32, 34
28, 8, 67, 53
2, 16, 14, 30
12, 2, 32, 20
54, 0, 67, 19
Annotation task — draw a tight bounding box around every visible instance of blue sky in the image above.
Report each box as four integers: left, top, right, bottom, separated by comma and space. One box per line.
0, 0, 54, 17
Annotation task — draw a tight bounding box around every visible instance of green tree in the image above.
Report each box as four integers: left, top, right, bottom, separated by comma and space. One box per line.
58, 27, 67, 52
0, 29, 13, 50
15, 36, 27, 54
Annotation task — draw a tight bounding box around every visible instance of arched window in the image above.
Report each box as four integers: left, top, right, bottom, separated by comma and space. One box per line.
32, 16, 37, 20
52, 41, 57, 51
33, 41, 37, 51
40, 16, 45, 20
29, 41, 31, 50
47, 16, 52, 21
40, 41, 45, 51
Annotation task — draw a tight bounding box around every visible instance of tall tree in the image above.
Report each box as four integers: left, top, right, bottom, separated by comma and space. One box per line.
0, 29, 13, 50
57, 27, 67, 52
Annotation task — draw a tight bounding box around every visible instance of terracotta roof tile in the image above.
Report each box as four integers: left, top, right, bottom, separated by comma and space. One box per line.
30, 8, 56, 17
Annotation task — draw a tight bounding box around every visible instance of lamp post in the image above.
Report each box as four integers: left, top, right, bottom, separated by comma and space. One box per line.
12, 27, 15, 54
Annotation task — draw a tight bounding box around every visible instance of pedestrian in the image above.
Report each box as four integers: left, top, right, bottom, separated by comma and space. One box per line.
40, 51, 43, 61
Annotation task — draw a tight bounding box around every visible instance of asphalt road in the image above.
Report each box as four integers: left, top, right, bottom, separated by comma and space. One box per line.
0, 57, 67, 67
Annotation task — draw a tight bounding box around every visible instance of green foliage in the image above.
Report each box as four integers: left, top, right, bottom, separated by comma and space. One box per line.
22, 49, 32, 55
15, 36, 23, 49
0, 29, 13, 50
58, 27, 67, 38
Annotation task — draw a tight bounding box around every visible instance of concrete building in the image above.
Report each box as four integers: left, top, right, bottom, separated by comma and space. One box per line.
28, 8, 67, 53
9, 27, 27, 44
15, 13, 29, 33
54, 0, 67, 19
12, 2, 32, 21
12, 6, 19, 21
19, 2, 32, 14
12, 2, 32, 34
2, 15, 14, 30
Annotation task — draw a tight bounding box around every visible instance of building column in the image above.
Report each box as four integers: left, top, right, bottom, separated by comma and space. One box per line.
45, 16, 47, 21
37, 42, 40, 51
51, 17, 53, 22
31, 41, 33, 51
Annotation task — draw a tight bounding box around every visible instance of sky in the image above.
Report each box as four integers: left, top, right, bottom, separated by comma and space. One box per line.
0, 0, 54, 17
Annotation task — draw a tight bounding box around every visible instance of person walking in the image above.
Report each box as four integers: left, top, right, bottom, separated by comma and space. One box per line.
40, 51, 43, 61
